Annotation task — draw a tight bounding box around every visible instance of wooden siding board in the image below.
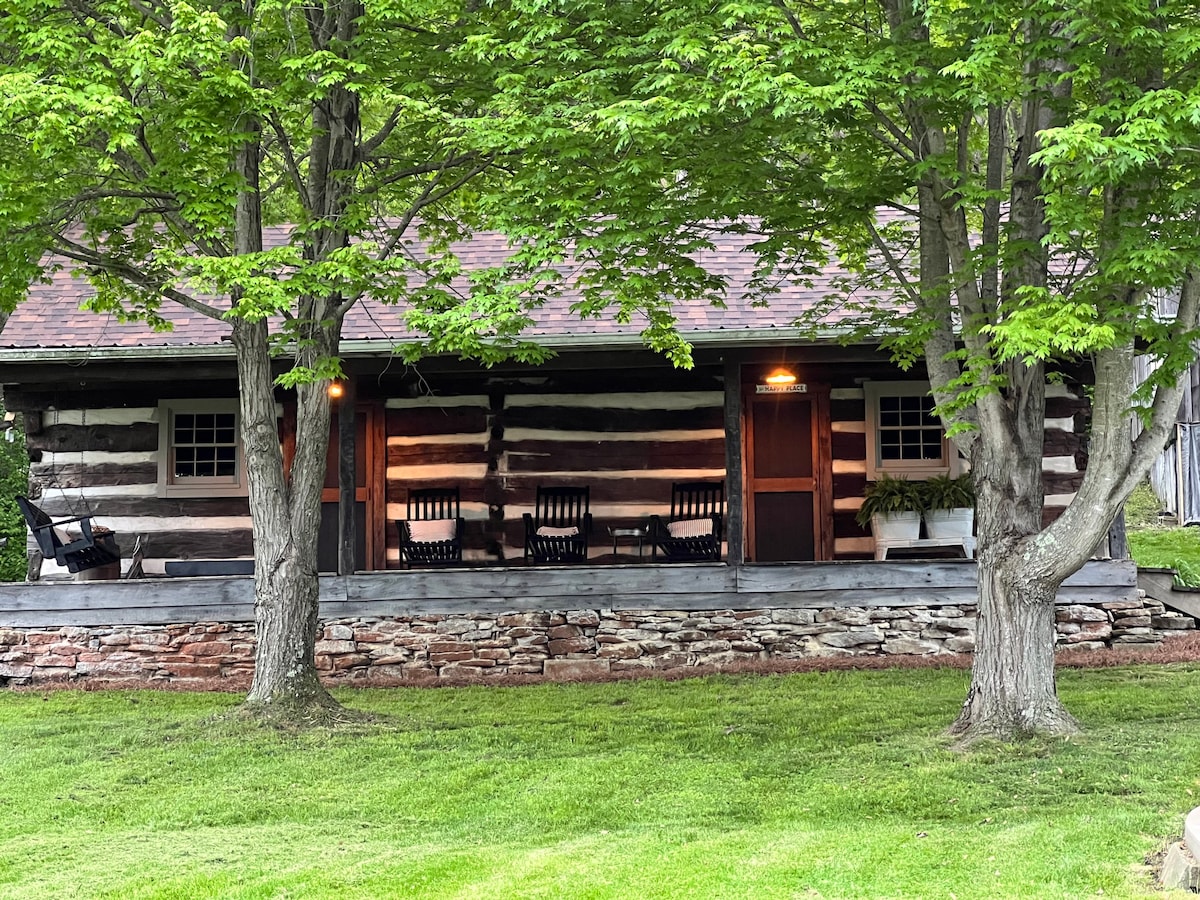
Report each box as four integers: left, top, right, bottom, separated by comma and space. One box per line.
385, 408, 488, 436
1045, 396, 1089, 419
1043, 429, 1082, 456
831, 431, 867, 461
493, 370, 724, 396
39, 498, 252, 517
388, 483, 489, 505
832, 510, 869, 539
830, 399, 866, 422
832, 473, 868, 501
1044, 473, 1085, 494
501, 407, 724, 433
0, 561, 1137, 626
134, 529, 255, 559
26, 423, 159, 454
737, 560, 977, 591
387, 444, 489, 466
344, 565, 736, 602
497, 477, 724, 506
502, 440, 725, 472
29, 462, 159, 488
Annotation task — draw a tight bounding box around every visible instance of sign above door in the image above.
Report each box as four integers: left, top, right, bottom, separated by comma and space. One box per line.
756, 383, 808, 394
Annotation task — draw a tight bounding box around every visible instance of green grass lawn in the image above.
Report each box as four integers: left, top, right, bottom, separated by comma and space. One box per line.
2, 668, 1200, 899
1128, 526, 1200, 584
1124, 482, 1200, 583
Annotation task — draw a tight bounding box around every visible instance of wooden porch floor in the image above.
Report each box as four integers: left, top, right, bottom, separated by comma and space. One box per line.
0, 559, 1137, 628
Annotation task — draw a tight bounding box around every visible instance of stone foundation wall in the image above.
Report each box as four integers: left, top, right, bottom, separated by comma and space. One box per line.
0, 594, 1194, 687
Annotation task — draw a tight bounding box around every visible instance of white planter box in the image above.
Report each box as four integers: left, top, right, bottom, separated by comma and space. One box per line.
871, 511, 921, 542
924, 508, 975, 539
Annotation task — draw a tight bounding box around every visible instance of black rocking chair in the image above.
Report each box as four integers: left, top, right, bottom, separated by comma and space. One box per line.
17, 495, 122, 574
650, 481, 724, 562
523, 486, 592, 564
398, 487, 465, 568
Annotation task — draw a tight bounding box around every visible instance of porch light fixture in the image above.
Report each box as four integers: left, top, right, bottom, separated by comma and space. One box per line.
764, 368, 797, 385
327, 381, 345, 399
757, 367, 807, 394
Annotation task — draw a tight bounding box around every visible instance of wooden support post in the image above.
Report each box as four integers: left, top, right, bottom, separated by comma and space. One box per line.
723, 357, 744, 565
338, 380, 357, 576
1108, 508, 1129, 560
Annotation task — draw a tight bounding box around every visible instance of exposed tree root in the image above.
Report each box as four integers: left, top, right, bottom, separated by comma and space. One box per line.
948, 703, 1080, 750
222, 691, 380, 732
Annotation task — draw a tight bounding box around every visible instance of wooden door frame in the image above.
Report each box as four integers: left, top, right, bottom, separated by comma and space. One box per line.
741, 378, 834, 562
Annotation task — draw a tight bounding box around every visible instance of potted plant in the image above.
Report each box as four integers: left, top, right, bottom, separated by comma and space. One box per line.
921, 474, 975, 538
856, 473, 924, 541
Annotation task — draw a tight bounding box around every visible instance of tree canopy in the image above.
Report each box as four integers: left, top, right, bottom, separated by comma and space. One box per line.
464, 0, 1200, 740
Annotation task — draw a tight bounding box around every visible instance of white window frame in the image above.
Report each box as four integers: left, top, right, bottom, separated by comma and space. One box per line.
157, 399, 247, 498
863, 381, 957, 481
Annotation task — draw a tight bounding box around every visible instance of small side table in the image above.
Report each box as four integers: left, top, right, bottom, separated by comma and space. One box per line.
609, 526, 648, 559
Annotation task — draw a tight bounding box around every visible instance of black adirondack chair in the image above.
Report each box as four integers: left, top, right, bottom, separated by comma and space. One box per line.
398, 487, 465, 568
650, 481, 725, 562
523, 486, 592, 564
17, 495, 121, 574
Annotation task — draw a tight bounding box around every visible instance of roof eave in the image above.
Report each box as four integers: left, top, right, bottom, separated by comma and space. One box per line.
0, 325, 865, 366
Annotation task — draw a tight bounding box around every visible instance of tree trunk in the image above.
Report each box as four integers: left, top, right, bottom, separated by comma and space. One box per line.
949, 384, 1079, 744
950, 552, 1078, 742
232, 318, 339, 716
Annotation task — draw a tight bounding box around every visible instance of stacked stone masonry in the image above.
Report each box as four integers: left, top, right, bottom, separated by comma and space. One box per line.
0, 594, 1193, 686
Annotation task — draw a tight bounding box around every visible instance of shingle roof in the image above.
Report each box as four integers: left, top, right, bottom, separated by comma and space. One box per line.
0, 229, 884, 354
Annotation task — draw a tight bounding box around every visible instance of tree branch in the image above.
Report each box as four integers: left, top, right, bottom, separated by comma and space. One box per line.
51, 235, 226, 320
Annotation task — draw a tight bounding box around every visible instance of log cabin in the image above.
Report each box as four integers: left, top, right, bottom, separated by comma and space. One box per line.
0, 231, 1091, 574
0, 232, 1172, 687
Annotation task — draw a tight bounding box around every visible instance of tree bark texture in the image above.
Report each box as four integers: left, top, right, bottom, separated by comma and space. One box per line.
951, 554, 1076, 741
949, 384, 1080, 741
233, 318, 337, 711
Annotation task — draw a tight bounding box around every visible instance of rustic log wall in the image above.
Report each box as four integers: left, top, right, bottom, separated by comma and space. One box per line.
829, 379, 1088, 558
387, 368, 727, 565
22, 407, 253, 575
13, 367, 1087, 570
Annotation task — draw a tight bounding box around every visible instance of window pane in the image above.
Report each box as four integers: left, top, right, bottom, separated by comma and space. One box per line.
872, 386, 947, 472
174, 414, 194, 443
168, 406, 239, 484
922, 430, 944, 458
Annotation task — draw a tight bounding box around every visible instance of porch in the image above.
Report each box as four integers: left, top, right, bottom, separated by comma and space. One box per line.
4, 557, 1185, 688
1, 559, 1138, 629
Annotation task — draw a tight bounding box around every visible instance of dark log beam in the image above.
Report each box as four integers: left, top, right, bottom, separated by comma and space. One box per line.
338, 382, 357, 576
724, 357, 745, 565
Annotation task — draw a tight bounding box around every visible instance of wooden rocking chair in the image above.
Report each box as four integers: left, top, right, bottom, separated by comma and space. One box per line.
650, 481, 724, 562
398, 487, 465, 568
523, 486, 592, 564
17, 495, 121, 575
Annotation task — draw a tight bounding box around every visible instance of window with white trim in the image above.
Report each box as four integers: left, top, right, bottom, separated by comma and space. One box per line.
864, 381, 953, 480
157, 400, 247, 497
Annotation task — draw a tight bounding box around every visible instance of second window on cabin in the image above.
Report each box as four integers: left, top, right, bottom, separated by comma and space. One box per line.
863, 381, 955, 480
